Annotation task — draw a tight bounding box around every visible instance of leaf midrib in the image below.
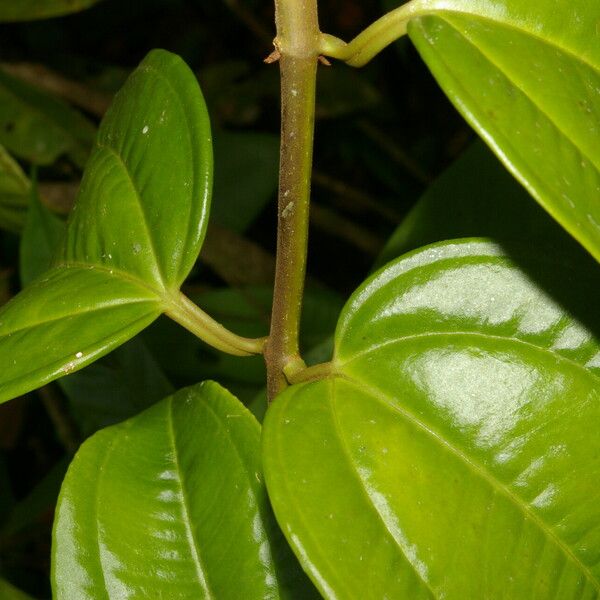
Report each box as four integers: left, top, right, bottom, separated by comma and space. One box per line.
337, 330, 600, 383
142, 61, 203, 286
440, 13, 600, 172
328, 377, 437, 598
167, 396, 215, 599
95, 143, 166, 286
334, 372, 600, 591
413, 4, 599, 75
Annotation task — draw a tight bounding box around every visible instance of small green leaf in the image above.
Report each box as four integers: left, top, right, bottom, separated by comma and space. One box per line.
264, 239, 600, 598
0, 0, 105, 22
0, 69, 96, 167
403, 0, 600, 260
377, 141, 587, 267
63, 50, 213, 290
0, 49, 214, 403
52, 381, 315, 599
20, 185, 65, 286
0, 144, 30, 233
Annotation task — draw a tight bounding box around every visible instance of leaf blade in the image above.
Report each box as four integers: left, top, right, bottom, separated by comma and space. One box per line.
403, 0, 600, 259
264, 239, 600, 598
53, 381, 315, 599
0, 0, 105, 22
0, 266, 162, 403
64, 49, 214, 290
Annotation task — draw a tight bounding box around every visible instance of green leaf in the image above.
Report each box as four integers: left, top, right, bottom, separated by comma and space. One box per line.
377, 141, 587, 267
0, 144, 30, 233
0, 578, 34, 600
0, 69, 96, 167
62, 50, 213, 290
0, 267, 162, 402
403, 0, 600, 260
212, 131, 279, 233
0, 49, 213, 403
53, 381, 316, 599
20, 184, 65, 286
263, 239, 600, 598
0, 0, 105, 22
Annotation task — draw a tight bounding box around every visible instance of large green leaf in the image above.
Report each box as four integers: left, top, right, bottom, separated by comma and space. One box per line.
0, 0, 104, 21
0, 144, 30, 233
53, 381, 316, 599
340, 0, 600, 260
376, 141, 588, 267
404, 0, 600, 260
0, 68, 96, 167
263, 239, 600, 598
0, 49, 213, 403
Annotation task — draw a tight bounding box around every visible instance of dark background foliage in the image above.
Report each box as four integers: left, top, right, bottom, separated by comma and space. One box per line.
0, 1, 473, 596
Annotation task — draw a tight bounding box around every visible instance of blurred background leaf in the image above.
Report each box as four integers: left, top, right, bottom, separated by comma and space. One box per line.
0, 1, 107, 23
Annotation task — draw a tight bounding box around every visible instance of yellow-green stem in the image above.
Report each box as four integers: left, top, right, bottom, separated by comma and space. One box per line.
319, 0, 427, 67
166, 292, 266, 357
266, 0, 320, 400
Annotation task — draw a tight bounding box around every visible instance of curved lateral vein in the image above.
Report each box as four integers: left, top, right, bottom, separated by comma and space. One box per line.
328, 377, 437, 598
438, 14, 600, 172
142, 62, 207, 285
271, 384, 357, 600
95, 143, 165, 287
336, 372, 600, 590
167, 397, 215, 599
94, 428, 125, 599
337, 331, 600, 383
0, 296, 159, 339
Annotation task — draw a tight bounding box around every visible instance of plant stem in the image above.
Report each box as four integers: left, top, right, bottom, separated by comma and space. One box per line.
166, 292, 266, 356
266, 0, 320, 400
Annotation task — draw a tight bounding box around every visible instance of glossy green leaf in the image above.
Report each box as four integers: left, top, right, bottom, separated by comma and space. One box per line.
0, 0, 104, 22
53, 381, 316, 599
18, 188, 173, 433
20, 184, 65, 286
0, 69, 96, 167
0, 578, 34, 600
0, 49, 213, 403
377, 141, 588, 268
0, 267, 162, 402
0, 144, 30, 233
402, 0, 600, 260
264, 239, 600, 598
62, 50, 213, 290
